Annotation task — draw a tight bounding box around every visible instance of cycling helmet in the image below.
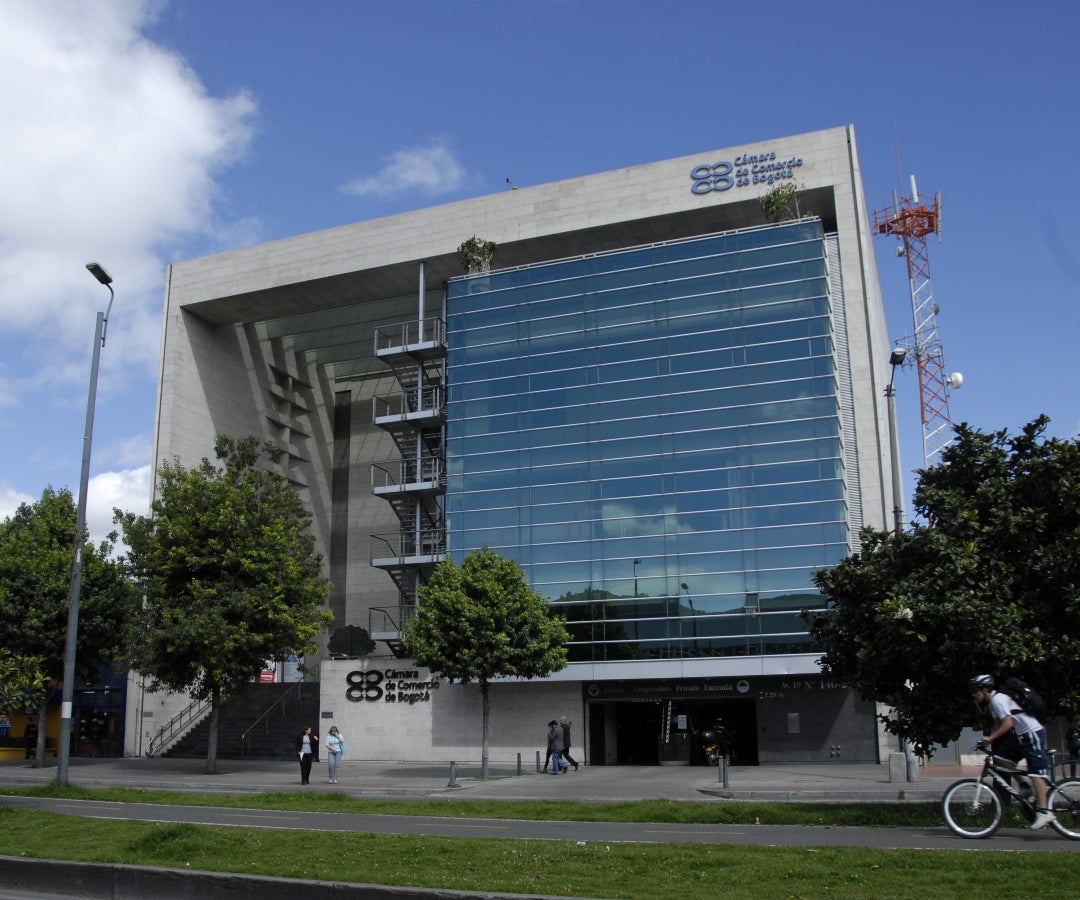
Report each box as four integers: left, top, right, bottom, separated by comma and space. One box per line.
969, 674, 994, 690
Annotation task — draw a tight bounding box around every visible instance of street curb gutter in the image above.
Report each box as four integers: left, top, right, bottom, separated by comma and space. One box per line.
0, 856, 585, 900
698, 788, 945, 802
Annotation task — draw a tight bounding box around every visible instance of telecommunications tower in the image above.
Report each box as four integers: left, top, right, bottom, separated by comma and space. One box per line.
873, 176, 961, 466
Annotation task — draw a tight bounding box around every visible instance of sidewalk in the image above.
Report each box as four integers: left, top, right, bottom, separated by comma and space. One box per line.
0, 755, 975, 803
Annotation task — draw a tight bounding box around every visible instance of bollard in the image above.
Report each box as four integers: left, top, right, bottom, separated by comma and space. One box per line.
718, 757, 729, 788
888, 752, 905, 783
517, 752, 522, 776
536, 749, 542, 773
447, 761, 457, 788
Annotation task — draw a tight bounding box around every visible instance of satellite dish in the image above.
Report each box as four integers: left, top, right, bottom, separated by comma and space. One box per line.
946, 372, 963, 390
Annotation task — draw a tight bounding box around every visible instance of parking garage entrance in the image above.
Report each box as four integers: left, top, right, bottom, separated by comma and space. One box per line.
582, 674, 879, 766
584, 679, 759, 766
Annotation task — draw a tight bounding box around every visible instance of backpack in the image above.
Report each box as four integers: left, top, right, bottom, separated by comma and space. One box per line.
1001, 676, 1047, 721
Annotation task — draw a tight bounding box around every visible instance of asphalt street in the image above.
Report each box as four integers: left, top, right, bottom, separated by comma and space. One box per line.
0, 792, 1075, 852
1, 755, 1077, 853
1, 756, 1077, 899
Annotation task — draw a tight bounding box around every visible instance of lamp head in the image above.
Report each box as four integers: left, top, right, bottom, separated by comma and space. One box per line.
889, 347, 907, 367
86, 262, 113, 286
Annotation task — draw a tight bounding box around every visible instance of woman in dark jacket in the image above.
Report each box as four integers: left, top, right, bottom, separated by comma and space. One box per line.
295, 725, 319, 785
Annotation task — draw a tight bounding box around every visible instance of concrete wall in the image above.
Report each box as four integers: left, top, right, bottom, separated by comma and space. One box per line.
319, 659, 582, 765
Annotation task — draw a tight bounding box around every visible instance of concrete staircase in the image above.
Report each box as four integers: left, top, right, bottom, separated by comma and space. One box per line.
164, 682, 321, 760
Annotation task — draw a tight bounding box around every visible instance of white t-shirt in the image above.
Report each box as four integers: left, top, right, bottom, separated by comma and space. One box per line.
990, 690, 1038, 736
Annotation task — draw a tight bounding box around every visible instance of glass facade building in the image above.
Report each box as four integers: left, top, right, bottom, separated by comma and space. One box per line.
447, 220, 849, 662
144, 127, 895, 764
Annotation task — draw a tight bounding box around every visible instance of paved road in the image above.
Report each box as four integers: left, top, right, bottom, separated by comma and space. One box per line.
1, 793, 1076, 853
2, 758, 1077, 897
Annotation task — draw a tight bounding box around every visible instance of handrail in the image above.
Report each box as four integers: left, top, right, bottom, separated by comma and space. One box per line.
369, 604, 417, 635
239, 666, 320, 758
144, 696, 212, 757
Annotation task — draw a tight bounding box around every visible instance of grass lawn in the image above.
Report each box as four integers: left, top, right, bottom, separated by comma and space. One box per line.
6, 782, 949, 827
0, 787, 1075, 897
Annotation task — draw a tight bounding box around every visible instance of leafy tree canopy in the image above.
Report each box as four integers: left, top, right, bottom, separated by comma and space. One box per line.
0, 486, 134, 766
810, 417, 1080, 754
404, 548, 568, 778
405, 548, 569, 686
0, 487, 134, 683
117, 435, 332, 772
760, 182, 804, 222
0, 649, 50, 716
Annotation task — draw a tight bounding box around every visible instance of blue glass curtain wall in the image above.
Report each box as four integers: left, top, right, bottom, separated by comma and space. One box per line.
445, 222, 847, 661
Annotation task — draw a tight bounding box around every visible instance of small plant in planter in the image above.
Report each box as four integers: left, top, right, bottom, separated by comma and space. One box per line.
457, 235, 497, 274
760, 182, 810, 223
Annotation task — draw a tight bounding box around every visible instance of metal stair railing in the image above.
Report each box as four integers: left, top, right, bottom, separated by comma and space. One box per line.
144, 696, 212, 757
239, 667, 320, 758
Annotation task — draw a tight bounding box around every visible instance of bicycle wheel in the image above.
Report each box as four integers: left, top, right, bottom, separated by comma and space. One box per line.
942, 778, 1004, 838
1048, 778, 1080, 840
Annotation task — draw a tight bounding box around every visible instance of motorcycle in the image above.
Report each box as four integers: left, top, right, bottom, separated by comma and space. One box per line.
701, 721, 736, 766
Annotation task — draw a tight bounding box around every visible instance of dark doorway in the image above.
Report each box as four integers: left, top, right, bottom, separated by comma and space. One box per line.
615, 702, 662, 764
585, 697, 760, 766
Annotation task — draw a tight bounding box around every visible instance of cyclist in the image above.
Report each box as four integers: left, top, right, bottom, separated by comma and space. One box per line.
970, 674, 1055, 829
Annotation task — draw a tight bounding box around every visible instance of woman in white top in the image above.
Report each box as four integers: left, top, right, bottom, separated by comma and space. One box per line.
325, 725, 345, 784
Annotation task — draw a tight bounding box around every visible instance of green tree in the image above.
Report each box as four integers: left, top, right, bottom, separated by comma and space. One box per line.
0, 488, 135, 766
0, 650, 50, 725
809, 417, 1080, 754
760, 182, 804, 222
456, 235, 497, 274
117, 435, 332, 774
403, 548, 569, 779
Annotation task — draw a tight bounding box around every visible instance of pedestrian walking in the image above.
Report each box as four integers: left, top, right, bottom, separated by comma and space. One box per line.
295, 725, 318, 785
325, 725, 345, 784
559, 715, 579, 770
23, 720, 38, 760
542, 717, 554, 772
547, 720, 565, 774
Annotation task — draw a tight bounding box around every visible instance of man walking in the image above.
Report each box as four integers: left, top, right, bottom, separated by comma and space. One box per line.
559, 715, 579, 770
547, 720, 565, 774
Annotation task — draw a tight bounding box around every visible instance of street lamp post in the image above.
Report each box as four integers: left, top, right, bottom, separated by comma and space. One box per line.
633, 559, 641, 597
57, 263, 114, 786
885, 346, 920, 782
885, 348, 907, 536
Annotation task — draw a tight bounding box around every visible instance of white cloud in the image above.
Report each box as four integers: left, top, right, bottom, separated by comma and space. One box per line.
0, 1, 257, 517
87, 464, 152, 546
0, 466, 149, 554
104, 433, 155, 470
341, 138, 467, 197
0, 484, 34, 523
0, 0, 256, 387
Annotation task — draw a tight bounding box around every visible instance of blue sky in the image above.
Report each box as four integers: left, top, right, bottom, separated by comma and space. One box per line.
1, 0, 1077, 542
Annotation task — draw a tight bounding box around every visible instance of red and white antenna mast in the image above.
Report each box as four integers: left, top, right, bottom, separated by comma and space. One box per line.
873, 176, 960, 466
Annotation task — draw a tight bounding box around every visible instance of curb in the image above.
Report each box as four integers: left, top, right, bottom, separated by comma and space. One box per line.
0, 856, 587, 900
698, 787, 944, 802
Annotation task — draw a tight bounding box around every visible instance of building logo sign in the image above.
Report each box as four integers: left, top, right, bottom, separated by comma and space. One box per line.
691, 149, 804, 194
345, 667, 441, 705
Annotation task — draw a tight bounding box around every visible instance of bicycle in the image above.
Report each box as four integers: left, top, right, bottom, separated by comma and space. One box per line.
941, 746, 1080, 839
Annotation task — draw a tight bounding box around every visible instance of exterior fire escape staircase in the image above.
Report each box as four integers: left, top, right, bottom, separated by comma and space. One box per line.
369, 311, 447, 657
